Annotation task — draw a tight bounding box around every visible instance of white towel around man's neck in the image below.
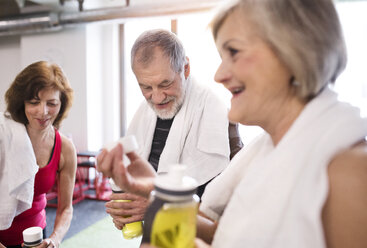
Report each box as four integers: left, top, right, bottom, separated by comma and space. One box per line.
127, 78, 230, 185
201, 87, 367, 248
0, 114, 38, 230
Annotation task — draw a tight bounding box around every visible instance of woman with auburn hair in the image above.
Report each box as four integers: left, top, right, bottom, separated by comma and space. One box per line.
0, 61, 77, 248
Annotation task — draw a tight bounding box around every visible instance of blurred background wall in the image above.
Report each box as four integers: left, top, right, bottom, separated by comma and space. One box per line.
0, 0, 366, 152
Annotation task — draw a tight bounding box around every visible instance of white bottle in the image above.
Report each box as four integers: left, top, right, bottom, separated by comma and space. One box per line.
23, 226, 43, 248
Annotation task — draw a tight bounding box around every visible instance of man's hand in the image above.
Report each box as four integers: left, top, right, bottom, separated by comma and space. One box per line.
106, 192, 149, 230
96, 143, 156, 197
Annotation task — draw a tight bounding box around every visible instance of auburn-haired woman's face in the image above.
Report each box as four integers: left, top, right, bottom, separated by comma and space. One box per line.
24, 88, 61, 130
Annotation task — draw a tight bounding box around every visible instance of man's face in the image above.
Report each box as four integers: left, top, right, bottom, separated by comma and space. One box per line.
133, 49, 188, 119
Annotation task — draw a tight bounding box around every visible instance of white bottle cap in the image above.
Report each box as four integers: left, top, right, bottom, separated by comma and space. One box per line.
109, 178, 123, 192
154, 164, 198, 192
119, 135, 138, 154
23, 226, 43, 246
104, 135, 138, 153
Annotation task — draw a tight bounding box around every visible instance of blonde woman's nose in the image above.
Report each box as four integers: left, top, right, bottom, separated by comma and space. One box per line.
214, 61, 231, 84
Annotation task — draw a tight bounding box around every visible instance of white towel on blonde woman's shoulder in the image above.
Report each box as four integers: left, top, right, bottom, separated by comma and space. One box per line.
200, 87, 367, 248
0, 114, 38, 230
127, 78, 230, 185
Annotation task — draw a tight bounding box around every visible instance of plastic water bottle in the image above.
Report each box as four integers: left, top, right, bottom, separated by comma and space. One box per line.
109, 178, 143, 239
106, 135, 143, 239
142, 164, 199, 248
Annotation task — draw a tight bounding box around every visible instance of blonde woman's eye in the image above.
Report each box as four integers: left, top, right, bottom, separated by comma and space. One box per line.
229, 48, 239, 57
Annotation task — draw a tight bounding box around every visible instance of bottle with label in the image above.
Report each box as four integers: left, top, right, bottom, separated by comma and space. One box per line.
143, 164, 199, 248
106, 135, 143, 239
22, 226, 43, 248
109, 178, 143, 239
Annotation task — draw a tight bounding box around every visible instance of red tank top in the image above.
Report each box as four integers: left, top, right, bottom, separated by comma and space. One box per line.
0, 129, 61, 246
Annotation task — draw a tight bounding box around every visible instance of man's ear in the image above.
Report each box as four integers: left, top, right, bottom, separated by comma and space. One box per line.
184, 56, 190, 79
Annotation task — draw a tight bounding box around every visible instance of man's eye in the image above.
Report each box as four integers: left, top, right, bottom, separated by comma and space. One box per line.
160, 83, 172, 88
141, 86, 151, 90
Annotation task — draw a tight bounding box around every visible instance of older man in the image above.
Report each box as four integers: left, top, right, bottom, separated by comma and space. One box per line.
101, 29, 242, 232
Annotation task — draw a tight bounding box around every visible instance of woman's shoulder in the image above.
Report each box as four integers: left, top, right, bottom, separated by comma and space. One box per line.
58, 132, 77, 168
59, 133, 75, 152
328, 140, 367, 189
329, 140, 367, 173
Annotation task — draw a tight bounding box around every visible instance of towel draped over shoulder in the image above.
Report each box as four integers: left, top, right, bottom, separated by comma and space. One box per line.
200, 88, 367, 248
0, 114, 38, 230
127, 78, 230, 185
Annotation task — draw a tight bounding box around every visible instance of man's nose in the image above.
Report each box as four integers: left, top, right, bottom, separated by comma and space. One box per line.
151, 89, 166, 104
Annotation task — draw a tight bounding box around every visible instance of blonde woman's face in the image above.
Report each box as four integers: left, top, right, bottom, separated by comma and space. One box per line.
214, 9, 294, 127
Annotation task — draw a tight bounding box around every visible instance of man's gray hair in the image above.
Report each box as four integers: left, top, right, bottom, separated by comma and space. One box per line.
211, 0, 347, 101
131, 29, 187, 73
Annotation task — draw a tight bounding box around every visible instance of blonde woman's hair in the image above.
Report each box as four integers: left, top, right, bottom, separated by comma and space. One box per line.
211, 0, 347, 101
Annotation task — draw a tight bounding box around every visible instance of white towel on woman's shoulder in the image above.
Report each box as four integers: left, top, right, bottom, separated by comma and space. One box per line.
0, 114, 38, 230
200, 88, 367, 248
127, 78, 230, 185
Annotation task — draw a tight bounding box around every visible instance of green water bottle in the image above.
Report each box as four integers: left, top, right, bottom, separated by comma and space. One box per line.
109, 178, 143, 239
143, 164, 199, 248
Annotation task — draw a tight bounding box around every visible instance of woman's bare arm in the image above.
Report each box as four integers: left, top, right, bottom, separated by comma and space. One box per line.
323, 141, 367, 248
48, 136, 77, 247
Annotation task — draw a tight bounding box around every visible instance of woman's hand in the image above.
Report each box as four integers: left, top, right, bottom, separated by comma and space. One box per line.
33, 238, 59, 248
97, 144, 156, 197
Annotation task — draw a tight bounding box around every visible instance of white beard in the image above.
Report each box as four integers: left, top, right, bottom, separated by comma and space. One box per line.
148, 74, 187, 120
